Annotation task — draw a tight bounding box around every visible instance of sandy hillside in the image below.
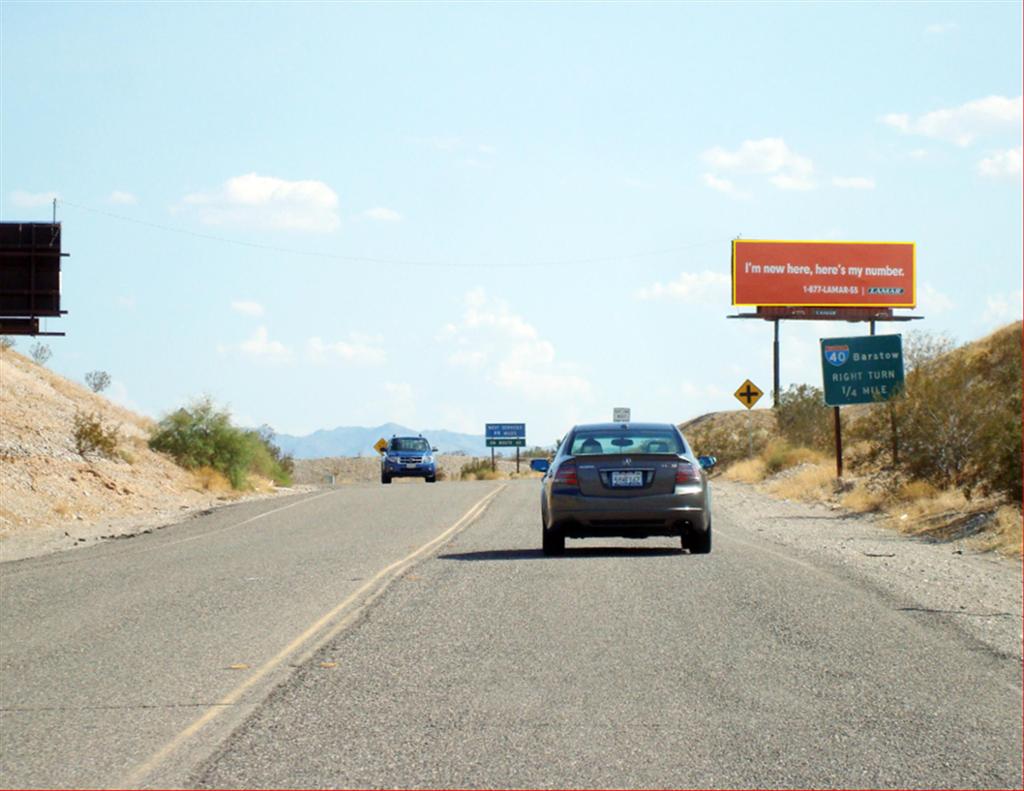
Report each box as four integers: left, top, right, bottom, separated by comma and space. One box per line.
0, 346, 291, 561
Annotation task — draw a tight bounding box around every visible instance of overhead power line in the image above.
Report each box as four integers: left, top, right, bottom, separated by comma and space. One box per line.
57, 199, 729, 269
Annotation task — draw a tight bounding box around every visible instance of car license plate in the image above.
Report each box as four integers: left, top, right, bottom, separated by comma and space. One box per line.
610, 470, 643, 488
405, 463, 419, 469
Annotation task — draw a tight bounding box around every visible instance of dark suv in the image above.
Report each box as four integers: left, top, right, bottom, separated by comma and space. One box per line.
381, 436, 438, 484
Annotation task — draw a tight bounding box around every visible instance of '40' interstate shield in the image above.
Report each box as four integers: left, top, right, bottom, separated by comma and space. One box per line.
823, 344, 850, 367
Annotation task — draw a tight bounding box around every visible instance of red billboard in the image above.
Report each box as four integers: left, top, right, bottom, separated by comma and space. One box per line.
731, 240, 916, 308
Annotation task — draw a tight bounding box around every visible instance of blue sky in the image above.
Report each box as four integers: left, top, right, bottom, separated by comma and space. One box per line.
2, 1, 1021, 447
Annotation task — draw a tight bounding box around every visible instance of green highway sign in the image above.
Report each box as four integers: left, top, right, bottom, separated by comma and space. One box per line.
821, 334, 904, 406
486, 438, 526, 447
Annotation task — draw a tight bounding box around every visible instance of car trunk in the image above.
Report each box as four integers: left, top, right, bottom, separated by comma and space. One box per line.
575, 454, 681, 498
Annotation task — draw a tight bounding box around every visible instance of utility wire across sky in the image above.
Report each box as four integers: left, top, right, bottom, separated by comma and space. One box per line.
55, 199, 731, 270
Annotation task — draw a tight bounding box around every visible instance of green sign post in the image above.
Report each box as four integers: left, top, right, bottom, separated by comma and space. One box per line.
820, 334, 905, 478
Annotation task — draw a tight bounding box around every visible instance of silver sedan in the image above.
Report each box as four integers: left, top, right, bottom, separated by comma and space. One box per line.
531, 422, 715, 555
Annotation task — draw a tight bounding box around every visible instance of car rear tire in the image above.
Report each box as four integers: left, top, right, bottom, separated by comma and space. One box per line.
426, 475, 436, 483
542, 525, 565, 556
381, 473, 392, 485
684, 522, 712, 554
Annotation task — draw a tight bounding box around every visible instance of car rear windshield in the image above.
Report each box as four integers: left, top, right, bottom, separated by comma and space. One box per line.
391, 438, 430, 451
569, 429, 685, 456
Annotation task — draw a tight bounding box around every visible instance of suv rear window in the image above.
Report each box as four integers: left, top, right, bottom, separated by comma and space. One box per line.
570, 429, 684, 456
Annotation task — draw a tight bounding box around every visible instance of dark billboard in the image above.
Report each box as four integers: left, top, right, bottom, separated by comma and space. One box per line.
0, 223, 64, 324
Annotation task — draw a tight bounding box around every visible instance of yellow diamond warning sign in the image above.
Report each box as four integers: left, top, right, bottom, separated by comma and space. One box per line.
373, 438, 388, 454
734, 379, 763, 410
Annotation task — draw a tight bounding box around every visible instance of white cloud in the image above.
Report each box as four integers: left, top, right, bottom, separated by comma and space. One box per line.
978, 147, 1022, 179
219, 326, 292, 363
925, 22, 957, 35
701, 173, 750, 198
982, 289, 1024, 324
358, 207, 403, 222
108, 190, 138, 205
918, 283, 955, 315
10, 190, 60, 208
441, 289, 592, 401
231, 300, 265, 317
181, 173, 340, 232
635, 271, 730, 303
702, 138, 816, 191
832, 176, 876, 190
881, 95, 1022, 147
448, 348, 487, 367
306, 333, 386, 365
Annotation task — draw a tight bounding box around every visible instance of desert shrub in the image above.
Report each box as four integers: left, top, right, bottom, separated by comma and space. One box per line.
84, 370, 112, 393
686, 420, 771, 469
29, 342, 51, 365
73, 411, 121, 458
149, 399, 292, 489
775, 384, 832, 451
850, 324, 1021, 502
762, 439, 822, 475
460, 458, 500, 480
0, 336, 14, 350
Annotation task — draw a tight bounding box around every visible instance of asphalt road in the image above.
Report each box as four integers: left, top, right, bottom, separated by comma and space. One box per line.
1, 480, 1020, 789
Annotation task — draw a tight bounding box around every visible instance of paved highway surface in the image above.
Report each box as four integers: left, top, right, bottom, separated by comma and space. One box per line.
1, 480, 1020, 789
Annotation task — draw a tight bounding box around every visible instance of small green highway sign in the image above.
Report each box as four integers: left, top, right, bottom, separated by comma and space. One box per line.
820, 334, 904, 406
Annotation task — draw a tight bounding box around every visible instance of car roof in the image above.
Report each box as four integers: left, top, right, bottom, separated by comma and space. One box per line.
570, 422, 680, 432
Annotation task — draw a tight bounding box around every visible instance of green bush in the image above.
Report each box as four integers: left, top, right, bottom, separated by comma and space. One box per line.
685, 419, 772, 470
148, 399, 292, 489
775, 384, 832, 451
73, 411, 121, 458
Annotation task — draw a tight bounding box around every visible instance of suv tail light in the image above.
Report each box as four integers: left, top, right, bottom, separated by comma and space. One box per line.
553, 459, 579, 487
675, 462, 700, 484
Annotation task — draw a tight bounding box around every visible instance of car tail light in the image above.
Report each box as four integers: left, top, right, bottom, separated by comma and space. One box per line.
553, 459, 579, 487
675, 462, 700, 484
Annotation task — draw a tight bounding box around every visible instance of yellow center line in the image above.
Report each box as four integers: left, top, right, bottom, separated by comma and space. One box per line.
117, 483, 507, 789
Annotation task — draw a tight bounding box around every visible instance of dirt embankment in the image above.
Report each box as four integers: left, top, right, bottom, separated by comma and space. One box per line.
0, 347, 293, 562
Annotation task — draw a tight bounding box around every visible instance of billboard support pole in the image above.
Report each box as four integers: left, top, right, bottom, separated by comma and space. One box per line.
773, 319, 780, 407
491, 447, 495, 473
516, 447, 520, 474
833, 407, 843, 479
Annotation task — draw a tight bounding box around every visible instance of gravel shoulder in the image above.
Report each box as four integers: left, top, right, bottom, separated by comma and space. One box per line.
712, 477, 1023, 662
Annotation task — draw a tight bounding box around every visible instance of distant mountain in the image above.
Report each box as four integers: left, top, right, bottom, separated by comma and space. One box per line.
271, 423, 490, 459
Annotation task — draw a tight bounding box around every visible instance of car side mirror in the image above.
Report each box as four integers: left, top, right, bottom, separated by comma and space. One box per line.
431, 447, 438, 452
698, 455, 717, 470
530, 458, 550, 473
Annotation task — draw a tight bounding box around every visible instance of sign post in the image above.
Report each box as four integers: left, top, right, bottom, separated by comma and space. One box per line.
733, 379, 763, 457
820, 334, 905, 478
485, 423, 526, 474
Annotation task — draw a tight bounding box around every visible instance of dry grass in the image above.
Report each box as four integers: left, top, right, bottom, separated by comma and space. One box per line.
765, 463, 836, 502
724, 457, 767, 483
840, 484, 887, 513
192, 467, 233, 493
462, 469, 505, 481
972, 506, 1023, 557
763, 441, 826, 475
52, 502, 72, 519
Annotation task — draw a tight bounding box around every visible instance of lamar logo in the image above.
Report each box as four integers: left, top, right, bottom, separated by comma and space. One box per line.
824, 344, 850, 367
